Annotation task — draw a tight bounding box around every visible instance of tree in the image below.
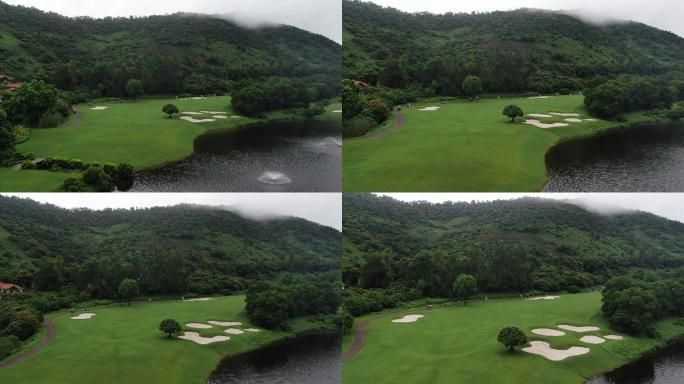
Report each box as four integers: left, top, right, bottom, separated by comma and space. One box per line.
34, 258, 63, 291
453, 274, 478, 305
6, 310, 40, 340
503, 105, 524, 122
0, 109, 14, 158
162, 104, 179, 118
604, 286, 658, 335
462, 75, 483, 98
362, 98, 391, 124
498, 326, 528, 351
125, 79, 143, 101
342, 79, 363, 121
360, 250, 393, 289
4, 80, 58, 126
159, 319, 181, 338
245, 288, 290, 329
118, 278, 139, 306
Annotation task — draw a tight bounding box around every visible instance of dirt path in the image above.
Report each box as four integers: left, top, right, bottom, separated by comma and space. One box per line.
0, 315, 58, 369
65, 111, 83, 128
342, 317, 382, 363
362, 110, 406, 140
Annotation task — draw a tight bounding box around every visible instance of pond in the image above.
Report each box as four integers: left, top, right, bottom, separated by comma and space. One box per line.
586, 340, 684, 384
543, 122, 684, 192
131, 119, 341, 192
207, 332, 341, 384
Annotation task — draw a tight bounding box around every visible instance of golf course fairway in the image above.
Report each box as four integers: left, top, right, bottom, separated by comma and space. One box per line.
343, 95, 658, 192
342, 292, 684, 384
0, 296, 325, 384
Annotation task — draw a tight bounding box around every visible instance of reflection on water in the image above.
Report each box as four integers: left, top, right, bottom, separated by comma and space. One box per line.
207, 332, 341, 384
586, 341, 684, 384
544, 123, 684, 192
131, 119, 341, 192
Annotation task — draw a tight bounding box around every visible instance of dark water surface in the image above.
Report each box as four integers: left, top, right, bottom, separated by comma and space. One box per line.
586, 340, 684, 384
543, 122, 684, 192
207, 332, 341, 384
131, 119, 341, 192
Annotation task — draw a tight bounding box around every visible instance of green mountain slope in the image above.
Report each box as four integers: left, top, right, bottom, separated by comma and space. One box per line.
343, 0, 684, 93
0, 1, 340, 96
343, 193, 684, 293
0, 195, 340, 297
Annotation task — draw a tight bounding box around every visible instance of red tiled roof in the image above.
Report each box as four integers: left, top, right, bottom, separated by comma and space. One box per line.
354, 80, 370, 87
6, 83, 22, 90
0, 283, 23, 290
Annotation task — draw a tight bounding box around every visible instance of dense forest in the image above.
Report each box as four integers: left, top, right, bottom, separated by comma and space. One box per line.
0, 1, 340, 98
0, 196, 341, 345
342, 194, 684, 329
344, 0, 684, 93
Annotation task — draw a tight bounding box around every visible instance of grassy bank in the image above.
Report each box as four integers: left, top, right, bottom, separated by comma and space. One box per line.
0, 295, 328, 384
342, 292, 684, 384
343, 95, 660, 192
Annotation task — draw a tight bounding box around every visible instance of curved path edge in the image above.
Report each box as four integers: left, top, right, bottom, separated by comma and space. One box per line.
342, 316, 382, 363
0, 315, 59, 368
361, 110, 406, 140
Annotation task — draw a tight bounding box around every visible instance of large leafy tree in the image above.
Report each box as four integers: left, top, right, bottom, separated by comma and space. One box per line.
497, 326, 528, 351
462, 75, 483, 98
125, 79, 144, 101
159, 319, 181, 338
0, 109, 15, 158
118, 279, 140, 306
4, 80, 58, 126
453, 274, 478, 305
503, 105, 524, 122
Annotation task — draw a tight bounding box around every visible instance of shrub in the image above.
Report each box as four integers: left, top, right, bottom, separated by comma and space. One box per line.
162, 104, 179, 118
159, 319, 181, 338
53, 100, 72, 118
37, 112, 66, 128
497, 326, 528, 351
0, 336, 20, 357
362, 98, 390, 124
343, 116, 376, 138
21, 159, 34, 170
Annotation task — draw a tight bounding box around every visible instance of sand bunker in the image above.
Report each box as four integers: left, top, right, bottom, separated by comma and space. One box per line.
604, 335, 624, 340
185, 298, 213, 302
528, 96, 553, 99
178, 332, 230, 345
180, 116, 216, 123
526, 296, 561, 301
527, 113, 553, 118
580, 335, 606, 344
71, 313, 96, 320
549, 112, 580, 117
207, 321, 242, 327
244, 328, 261, 333
224, 329, 245, 335
230, 116, 242, 119
532, 328, 566, 337
186, 323, 212, 329
564, 118, 583, 123
182, 97, 206, 101
200, 111, 228, 115
558, 325, 600, 333
523, 120, 569, 129
392, 314, 424, 323
523, 341, 590, 361
91, 106, 108, 110
419, 106, 440, 112
183, 111, 204, 115
585, 118, 598, 121
214, 115, 228, 119
332, 110, 342, 113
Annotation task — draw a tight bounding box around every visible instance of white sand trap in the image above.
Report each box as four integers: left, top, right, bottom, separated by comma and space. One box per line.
526, 296, 561, 301
527, 113, 553, 118
214, 115, 228, 119
523, 341, 590, 361
244, 328, 261, 333
230, 115, 242, 119
200, 111, 228, 115
580, 335, 606, 344
585, 118, 598, 121
528, 96, 553, 99
332, 110, 342, 113
419, 106, 440, 112
523, 120, 569, 129
91, 106, 108, 110
558, 325, 600, 333
532, 328, 566, 337
207, 321, 242, 327
392, 314, 424, 323
180, 116, 216, 123
178, 332, 230, 345
185, 298, 213, 302
186, 323, 213, 329
182, 111, 204, 115
604, 335, 624, 340
71, 313, 96, 320
224, 329, 245, 335
549, 112, 580, 117
564, 118, 583, 123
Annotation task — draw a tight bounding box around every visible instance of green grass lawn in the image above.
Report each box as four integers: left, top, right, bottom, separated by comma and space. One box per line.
343, 292, 684, 384
0, 296, 323, 384
0, 168, 77, 191
343, 95, 658, 192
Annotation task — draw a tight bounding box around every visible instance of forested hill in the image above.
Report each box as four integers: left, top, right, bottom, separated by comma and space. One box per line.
0, 195, 340, 297
343, 193, 684, 294
343, 0, 684, 94
0, 1, 340, 96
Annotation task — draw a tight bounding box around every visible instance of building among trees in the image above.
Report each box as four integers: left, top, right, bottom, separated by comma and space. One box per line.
0, 283, 24, 294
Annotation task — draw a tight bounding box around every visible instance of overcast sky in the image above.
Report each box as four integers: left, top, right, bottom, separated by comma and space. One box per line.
1, 193, 342, 230
4, 0, 341, 43
378, 193, 684, 223
368, 0, 684, 37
